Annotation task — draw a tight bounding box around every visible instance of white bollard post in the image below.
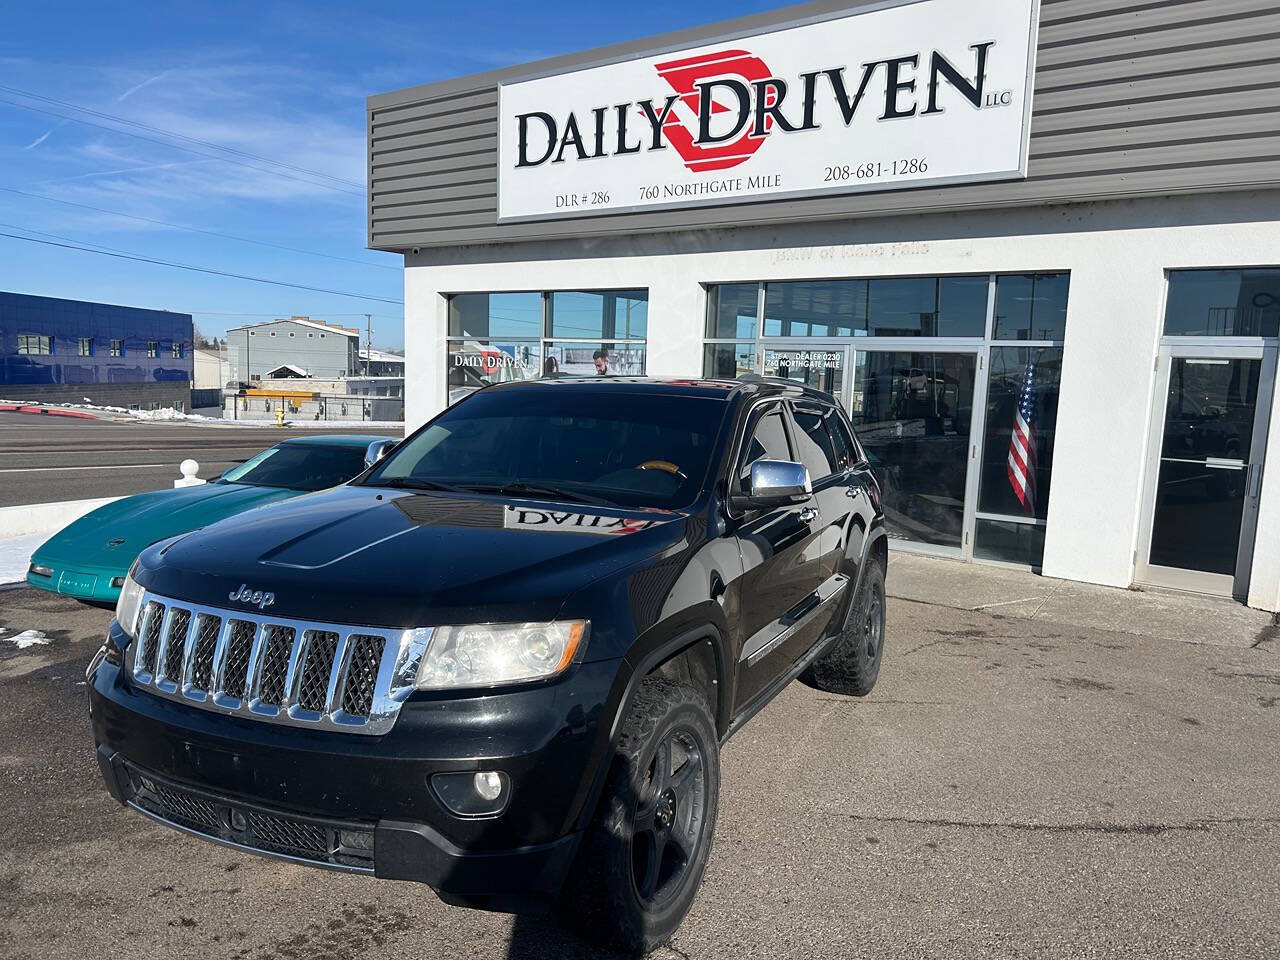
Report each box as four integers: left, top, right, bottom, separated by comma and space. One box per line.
175, 459, 207, 488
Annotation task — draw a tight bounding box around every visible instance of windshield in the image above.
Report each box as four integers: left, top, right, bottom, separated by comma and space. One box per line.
221, 443, 369, 492
366, 389, 729, 509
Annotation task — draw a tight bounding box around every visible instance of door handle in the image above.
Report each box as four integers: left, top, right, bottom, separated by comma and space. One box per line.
799, 507, 819, 523
845, 485, 861, 499
1249, 462, 1264, 499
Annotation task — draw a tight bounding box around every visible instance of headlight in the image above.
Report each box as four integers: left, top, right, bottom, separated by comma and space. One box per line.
115, 568, 146, 640
413, 621, 588, 691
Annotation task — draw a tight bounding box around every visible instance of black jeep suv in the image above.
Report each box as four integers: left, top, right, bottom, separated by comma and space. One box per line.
88, 377, 887, 954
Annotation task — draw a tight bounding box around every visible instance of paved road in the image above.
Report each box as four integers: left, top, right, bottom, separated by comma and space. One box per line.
0, 588, 1276, 959
0, 413, 400, 507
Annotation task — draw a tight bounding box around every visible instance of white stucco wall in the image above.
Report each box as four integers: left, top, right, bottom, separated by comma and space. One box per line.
403, 191, 1280, 609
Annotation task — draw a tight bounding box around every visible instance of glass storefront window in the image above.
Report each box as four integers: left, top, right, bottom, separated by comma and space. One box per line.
445, 289, 649, 405
974, 519, 1046, 568
1164, 269, 1280, 337
866, 276, 987, 338
448, 292, 542, 339
707, 284, 760, 339
763, 280, 867, 337
994, 273, 1070, 341
977, 347, 1063, 521
549, 290, 648, 340
545, 342, 646, 377
446, 340, 540, 404
703, 342, 755, 379
704, 273, 1068, 568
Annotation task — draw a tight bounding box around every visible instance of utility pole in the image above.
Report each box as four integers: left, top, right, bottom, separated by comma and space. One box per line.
364, 313, 373, 377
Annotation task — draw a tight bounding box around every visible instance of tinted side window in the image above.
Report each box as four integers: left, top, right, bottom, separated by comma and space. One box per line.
828, 413, 859, 471
791, 405, 840, 480
739, 405, 791, 490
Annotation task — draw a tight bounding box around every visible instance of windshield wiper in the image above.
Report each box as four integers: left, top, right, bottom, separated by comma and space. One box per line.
458, 482, 611, 506
370, 477, 462, 493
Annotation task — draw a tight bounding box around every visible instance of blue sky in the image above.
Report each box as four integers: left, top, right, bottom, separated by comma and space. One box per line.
1, 0, 778, 349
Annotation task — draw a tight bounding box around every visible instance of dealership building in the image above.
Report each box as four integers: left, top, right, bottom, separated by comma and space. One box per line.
367, 0, 1280, 612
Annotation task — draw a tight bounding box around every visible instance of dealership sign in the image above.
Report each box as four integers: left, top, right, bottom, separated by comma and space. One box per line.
497, 0, 1039, 222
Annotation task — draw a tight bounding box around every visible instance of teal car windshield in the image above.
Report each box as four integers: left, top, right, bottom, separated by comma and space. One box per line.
222, 444, 369, 492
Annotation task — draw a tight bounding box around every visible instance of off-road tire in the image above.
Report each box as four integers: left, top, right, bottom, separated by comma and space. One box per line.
561, 677, 719, 955
806, 558, 886, 696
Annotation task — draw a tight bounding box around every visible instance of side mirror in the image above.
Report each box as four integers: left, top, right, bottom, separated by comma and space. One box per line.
364, 439, 398, 469
733, 459, 812, 511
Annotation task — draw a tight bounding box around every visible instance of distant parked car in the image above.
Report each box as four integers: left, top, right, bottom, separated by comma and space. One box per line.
26, 434, 393, 607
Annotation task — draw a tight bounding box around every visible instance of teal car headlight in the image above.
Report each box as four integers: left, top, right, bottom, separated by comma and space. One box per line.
115, 567, 146, 640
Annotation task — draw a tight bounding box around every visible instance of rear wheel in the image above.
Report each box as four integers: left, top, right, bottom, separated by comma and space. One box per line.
806, 559, 886, 696
561, 678, 719, 954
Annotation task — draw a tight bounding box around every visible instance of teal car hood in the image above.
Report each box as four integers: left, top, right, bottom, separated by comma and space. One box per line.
33, 483, 302, 572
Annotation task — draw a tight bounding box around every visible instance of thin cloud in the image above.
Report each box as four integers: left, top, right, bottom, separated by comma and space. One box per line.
116, 71, 169, 102
24, 129, 53, 149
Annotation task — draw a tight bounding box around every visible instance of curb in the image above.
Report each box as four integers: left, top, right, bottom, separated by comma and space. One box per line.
0, 403, 99, 419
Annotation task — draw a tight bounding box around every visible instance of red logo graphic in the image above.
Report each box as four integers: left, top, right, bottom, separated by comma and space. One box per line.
654, 49, 774, 173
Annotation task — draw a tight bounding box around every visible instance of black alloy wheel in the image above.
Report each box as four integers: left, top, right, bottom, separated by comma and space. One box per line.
631, 727, 708, 909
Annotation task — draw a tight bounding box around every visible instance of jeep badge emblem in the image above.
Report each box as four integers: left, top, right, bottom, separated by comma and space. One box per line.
229, 584, 275, 610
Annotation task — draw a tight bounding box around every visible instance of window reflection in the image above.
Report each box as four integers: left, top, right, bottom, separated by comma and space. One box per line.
1164, 269, 1280, 337
549, 290, 647, 340
545, 342, 646, 377
703, 342, 756, 379
850, 351, 976, 548
448, 292, 543, 339
764, 280, 866, 337
706, 284, 760, 339
994, 273, 1069, 341
978, 347, 1063, 521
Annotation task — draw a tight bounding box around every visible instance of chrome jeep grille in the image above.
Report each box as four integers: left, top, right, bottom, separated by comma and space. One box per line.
124, 590, 433, 736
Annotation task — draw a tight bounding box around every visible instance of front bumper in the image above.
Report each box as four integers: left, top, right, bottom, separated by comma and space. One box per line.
27, 556, 124, 605
89, 642, 621, 909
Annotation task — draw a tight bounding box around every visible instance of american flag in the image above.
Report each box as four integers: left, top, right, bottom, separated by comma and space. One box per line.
1007, 357, 1037, 514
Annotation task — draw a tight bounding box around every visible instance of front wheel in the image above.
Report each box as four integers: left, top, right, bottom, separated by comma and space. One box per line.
561, 678, 719, 954
806, 559, 886, 697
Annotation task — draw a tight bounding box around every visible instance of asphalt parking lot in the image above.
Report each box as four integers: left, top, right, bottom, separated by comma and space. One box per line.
1, 584, 1277, 960
0, 413, 400, 507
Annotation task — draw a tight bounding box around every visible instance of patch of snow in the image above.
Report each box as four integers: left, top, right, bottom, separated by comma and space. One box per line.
5, 630, 50, 649
0, 532, 45, 585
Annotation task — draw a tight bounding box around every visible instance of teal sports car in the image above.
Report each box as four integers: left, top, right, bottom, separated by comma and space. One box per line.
26, 434, 392, 606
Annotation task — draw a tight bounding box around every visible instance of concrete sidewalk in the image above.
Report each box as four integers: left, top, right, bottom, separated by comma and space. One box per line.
888, 551, 1277, 650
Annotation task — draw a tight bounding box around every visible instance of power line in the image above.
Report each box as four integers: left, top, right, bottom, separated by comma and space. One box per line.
189, 310, 403, 318
0, 186, 397, 271
0, 83, 365, 191
0, 97, 365, 198
0, 226, 402, 305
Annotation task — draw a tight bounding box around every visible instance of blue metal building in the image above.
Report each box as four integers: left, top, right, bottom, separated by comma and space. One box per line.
0, 292, 193, 408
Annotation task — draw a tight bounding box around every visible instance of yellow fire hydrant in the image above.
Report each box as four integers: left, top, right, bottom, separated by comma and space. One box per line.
275, 407, 285, 427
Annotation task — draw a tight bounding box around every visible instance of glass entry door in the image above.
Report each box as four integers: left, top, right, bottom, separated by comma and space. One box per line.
1137, 344, 1277, 598
847, 350, 980, 552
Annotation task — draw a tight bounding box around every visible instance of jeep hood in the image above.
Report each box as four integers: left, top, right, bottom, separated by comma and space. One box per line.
136, 485, 690, 628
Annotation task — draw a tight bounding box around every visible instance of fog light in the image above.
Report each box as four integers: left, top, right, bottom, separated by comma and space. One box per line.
110, 577, 125, 588
474, 771, 503, 801
29, 564, 53, 578
431, 770, 510, 817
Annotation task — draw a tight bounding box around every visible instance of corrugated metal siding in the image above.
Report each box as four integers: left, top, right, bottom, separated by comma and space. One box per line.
368, 0, 1280, 251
